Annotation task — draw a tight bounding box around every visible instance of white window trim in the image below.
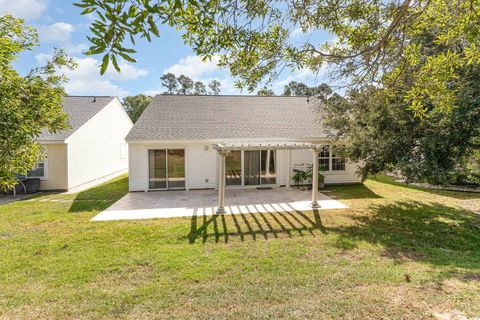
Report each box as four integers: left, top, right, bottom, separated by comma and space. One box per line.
330, 145, 346, 172
319, 144, 346, 173
28, 157, 48, 180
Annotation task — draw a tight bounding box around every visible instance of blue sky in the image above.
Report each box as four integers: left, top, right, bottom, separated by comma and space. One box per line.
1, 0, 332, 97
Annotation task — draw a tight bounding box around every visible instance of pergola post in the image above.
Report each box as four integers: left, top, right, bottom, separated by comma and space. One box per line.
286, 149, 292, 188
311, 148, 321, 208
216, 150, 229, 214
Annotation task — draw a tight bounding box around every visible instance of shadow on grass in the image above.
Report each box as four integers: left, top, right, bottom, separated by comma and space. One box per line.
323, 183, 382, 200
187, 207, 326, 244
371, 175, 480, 200
68, 175, 129, 213
332, 200, 480, 271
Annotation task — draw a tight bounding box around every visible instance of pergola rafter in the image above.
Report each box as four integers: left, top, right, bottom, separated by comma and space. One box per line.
213, 142, 323, 214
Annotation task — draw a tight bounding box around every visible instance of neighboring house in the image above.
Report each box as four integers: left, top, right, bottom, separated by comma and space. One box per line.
32, 96, 133, 192
127, 95, 361, 192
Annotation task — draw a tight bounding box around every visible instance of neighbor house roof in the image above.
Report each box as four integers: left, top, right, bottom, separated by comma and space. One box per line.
38, 96, 115, 141
126, 95, 325, 141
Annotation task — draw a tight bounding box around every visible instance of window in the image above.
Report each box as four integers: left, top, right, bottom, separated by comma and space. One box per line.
319, 145, 330, 171
28, 156, 47, 178
331, 145, 346, 171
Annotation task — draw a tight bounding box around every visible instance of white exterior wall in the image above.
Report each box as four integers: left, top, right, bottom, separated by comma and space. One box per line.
290, 149, 361, 184
66, 98, 133, 190
128, 141, 362, 192
128, 142, 218, 192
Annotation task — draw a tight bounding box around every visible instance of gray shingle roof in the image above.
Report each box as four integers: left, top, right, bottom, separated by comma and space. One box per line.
126, 95, 326, 141
38, 96, 115, 141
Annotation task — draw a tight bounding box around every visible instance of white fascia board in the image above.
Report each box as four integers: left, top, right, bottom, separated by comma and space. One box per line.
125, 137, 331, 144
37, 140, 67, 144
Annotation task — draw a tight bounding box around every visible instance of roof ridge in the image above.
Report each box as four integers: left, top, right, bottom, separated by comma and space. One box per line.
65, 95, 115, 98
153, 94, 313, 98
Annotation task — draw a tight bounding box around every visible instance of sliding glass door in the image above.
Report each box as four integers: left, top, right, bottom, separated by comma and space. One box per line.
149, 149, 185, 189
149, 150, 167, 189
244, 150, 261, 185
260, 150, 276, 185
228, 150, 275, 186
226, 150, 242, 185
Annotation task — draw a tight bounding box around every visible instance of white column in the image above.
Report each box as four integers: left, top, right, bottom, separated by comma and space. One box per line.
216, 151, 228, 214
286, 149, 292, 188
311, 149, 320, 208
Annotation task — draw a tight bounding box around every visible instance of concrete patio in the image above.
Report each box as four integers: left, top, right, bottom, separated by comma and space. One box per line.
92, 187, 348, 221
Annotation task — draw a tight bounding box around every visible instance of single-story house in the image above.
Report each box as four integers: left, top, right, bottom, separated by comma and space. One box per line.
126, 95, 362, 199
31, 96, 133, 192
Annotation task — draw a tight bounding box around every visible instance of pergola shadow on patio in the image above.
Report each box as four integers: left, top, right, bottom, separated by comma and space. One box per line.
91, 188, 348, 222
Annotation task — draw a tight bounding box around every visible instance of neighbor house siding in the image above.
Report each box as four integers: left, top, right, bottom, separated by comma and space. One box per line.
39, 143, 68, 190
67, 99, 132, 190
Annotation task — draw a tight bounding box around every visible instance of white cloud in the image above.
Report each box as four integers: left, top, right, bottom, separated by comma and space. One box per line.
37, 22, 74, 43
36, 54, 149, 97
290, 27, 304, 38
0, 0, 47, 20
164, 55, 222, 79
64, 43, 89, 55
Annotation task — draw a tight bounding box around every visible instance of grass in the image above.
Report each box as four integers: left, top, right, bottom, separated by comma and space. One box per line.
0, 174, 479, 319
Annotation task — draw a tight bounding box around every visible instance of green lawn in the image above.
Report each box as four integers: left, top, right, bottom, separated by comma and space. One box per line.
1, 175, 479, 319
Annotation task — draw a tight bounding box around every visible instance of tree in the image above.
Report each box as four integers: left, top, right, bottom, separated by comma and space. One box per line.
194, 81, 207, 95
282, 82, 309, 96
0, 15, 76, 191
257, 87, 275, 96
282, 82, 334, 100
123, 94, 151, 123
208, 80, 221, 95
77, 0, 480, 115
321, 65, 480, 184
176, 74, 194, 94
160, 73, 177, 94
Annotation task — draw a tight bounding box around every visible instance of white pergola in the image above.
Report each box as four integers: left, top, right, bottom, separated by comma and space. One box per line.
212, 142, 323, 214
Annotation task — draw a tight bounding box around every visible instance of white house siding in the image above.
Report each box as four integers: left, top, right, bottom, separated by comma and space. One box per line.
39, 143, 68, 190
290, 149, 362, 185
66, 99, 132, 189
128, 143, 218, 192
188, 144, 217, 189
128, 142, 361, 192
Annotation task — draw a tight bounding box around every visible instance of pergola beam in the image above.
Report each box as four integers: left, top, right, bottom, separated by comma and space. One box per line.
212, 142, 322, 151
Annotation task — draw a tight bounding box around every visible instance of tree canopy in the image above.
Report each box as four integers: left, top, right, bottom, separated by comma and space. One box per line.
77, 0, 480, 115
257, 87, 275, 96
0, 15, 75, 191
123, 94, 151, 122
321, 67, 480, 184
159, 73, 222, 95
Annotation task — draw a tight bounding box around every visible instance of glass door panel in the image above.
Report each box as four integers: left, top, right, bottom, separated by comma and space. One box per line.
260, 150, 276, 185
226, 150, 242, 185
149, 150, 167, 189
244, 150, 260, 185
167, 149, 185, 188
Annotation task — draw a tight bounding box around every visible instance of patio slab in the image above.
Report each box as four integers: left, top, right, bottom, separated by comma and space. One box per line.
91, 188, 348, 221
